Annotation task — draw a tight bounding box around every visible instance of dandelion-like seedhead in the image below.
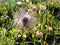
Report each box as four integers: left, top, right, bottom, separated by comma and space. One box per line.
13, 8, 36, 30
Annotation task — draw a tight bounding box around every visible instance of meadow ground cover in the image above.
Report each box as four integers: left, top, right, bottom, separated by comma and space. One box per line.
0, 0, 60, 45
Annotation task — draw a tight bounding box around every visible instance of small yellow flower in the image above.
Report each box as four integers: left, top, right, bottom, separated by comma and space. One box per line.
32, 33, 34, 38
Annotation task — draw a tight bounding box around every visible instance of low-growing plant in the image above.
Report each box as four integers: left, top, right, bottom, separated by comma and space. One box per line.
0, 0, 60, 45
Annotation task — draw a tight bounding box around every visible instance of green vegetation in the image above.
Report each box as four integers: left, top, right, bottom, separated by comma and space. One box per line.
0, 0, 60, 45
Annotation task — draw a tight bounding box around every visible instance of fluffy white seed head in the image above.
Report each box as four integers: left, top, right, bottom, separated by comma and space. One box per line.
13, 8, 36, 30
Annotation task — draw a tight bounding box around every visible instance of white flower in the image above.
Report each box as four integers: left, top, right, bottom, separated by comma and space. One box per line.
45, 25, 47, 27
1, 28, 7, 35
36, 31, 40, 38
39, 10, 41, 14
28, 9, 32, 12
26, 0, 29, 2
1, 16, 3, 17
40, 32, 43, 36
17, 1, 22, 5
38, 23, 41, 26
30, 1, 32, 5
36, 31, 43, 38
39, 4, 47, 11
58, 28, 60, 29
31, 5, 36, 11
5, 16, 8, 19
32, 6, 36, 9
49, 27, 53, 31
5, 2, 8, 5
23, 34, 27, 38
2, 28, 7, 33
18, 34, 21, 37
